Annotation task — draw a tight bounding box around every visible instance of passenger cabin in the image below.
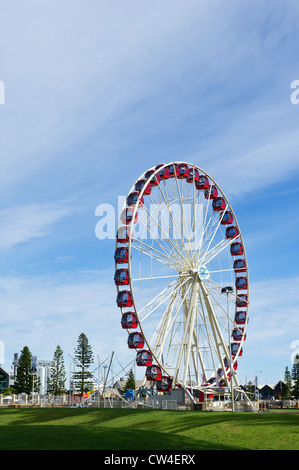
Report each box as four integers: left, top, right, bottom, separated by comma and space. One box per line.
157, 165, 169, 180
135, 178, 151, 195
196, 175, 209, 190
146, 365, 162, 381
117, 226, 130, 243
127, 192, 144, 207
121, 311, 138, 329
121, 208, 137, 225
221, 211, 233, 225
145, 170, 160, 186
204, 185, 218, 199
231, 343, 243, 357
212, 197, 226, 211
230, 242, 243, 256
156, 376, 172, 392
167, 164, 179, 178
116, 290, 133, 308
136, 350, 153, 366
236, 294, 248, 307
114, 268, 130, 286
233, 258, 246, 272
177, 164, 189, 179
226, 226, 239, 239
128, 332, 145, 349
186, 168, 199, 183
114, 246, 129, 264
232, 327, 246, 341
223, 358, 238, 370
235, 310, 247, 325
235, 276, 248, 290
223, 357, 238, 369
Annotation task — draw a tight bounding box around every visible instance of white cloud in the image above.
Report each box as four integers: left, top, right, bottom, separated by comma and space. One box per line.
0, 201, 74, 250
0, 269, 298, 385
0, 0, 298, 389
0, 269, 133, 376
244, 277, 299, 359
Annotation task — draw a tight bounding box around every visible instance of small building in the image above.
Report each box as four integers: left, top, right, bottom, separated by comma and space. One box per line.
258, 381, 288, 400
0, 367, 9, 393
258, 384, 275, 400
10, 354, 54, 395
274, 380, 287, 399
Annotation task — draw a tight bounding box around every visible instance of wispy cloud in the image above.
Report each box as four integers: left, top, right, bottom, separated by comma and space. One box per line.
0, 201, 74, 250
240, 276, 299, 381
0, 1, 297, 203
0, 269, 297, 385
0, 269, 131, 373
0, 0, 299, 388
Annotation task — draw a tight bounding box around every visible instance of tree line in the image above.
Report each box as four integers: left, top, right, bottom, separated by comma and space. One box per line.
283, 357, 299, 399
3, 332, 135, 397
7, 335, 298, 399
4, 333, 95, 396
245, 357, 299, 399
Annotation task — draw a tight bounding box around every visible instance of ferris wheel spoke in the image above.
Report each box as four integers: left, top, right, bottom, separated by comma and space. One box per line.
202, 282, 240, 348
131, 274, 180, 282
204, 278, 236, 303
132, 213, 188, 272
131, 238, 186, 272
208, 268, 235, 274
137, 279, 177, 321
141, 196, 188, 268
158, 279, 192, 353
195, 289, 225, 384
190, 178, 202, 266
150, 276, 192, 364
195, 183, 215, 255
173, 278, 199, 386
153, 176, 195, 268
158, 279, 194, 374
172, 173, 197, 268
137, 275, 190, 323
198, 282, 235, 384
147, 191, 192, 269
199, 235, 236, 266
202, 283, 233, 332
196, 295, 218, 382
200, 282, 238, 385
204, 278, 245, 316
198, 208, 227, 264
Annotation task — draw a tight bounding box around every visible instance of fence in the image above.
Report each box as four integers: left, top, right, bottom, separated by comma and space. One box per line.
1, 394, 297, 411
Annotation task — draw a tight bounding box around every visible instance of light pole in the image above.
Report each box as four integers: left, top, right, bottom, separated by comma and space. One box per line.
221, 286, 234, 412
254, 370, 262, 405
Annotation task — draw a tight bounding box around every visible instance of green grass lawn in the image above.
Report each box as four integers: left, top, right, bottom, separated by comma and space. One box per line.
0, 407, 298, 450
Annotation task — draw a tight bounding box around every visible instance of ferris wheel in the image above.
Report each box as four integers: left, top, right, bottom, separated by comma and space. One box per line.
114, 162, 249, 393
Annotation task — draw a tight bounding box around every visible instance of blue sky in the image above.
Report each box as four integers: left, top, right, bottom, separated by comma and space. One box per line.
0, 0, 299, 387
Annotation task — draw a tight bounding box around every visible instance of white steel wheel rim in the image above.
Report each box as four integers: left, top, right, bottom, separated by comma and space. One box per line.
115, 162, 249, 390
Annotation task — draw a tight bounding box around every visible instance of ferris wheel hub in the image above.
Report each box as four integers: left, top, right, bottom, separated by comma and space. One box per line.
197, 264, 210, 280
